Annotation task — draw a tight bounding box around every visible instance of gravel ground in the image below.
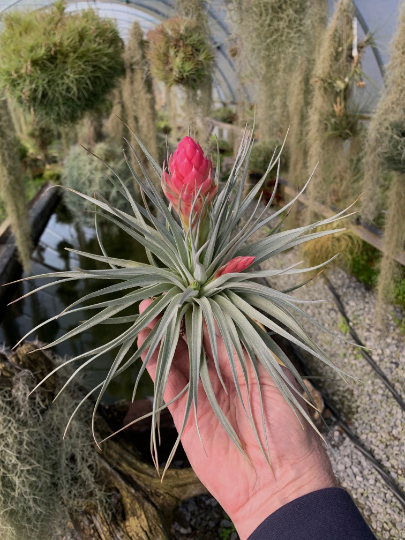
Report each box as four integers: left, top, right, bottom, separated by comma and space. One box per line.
259, 245, 405, 540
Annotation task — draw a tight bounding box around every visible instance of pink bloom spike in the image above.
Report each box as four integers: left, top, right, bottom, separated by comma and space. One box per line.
215, 256, 256, 279
161, 136, 216, 229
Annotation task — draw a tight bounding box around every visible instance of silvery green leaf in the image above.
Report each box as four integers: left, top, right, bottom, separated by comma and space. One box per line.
196, 297, 226, 391
194, 262, 207, 282
199, 351, 248, 460
208, 298, 249, 417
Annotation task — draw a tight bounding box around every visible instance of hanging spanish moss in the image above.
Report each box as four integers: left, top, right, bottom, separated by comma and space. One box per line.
305, 0, 370, 224
375, 173, 405, 321
166, 86, 179, 144
0, 94, 32, 273
362, 4, 405, 319
287, 0, 328, 192
123, 22, 159, 189
362, 7, 405, 223
104, 86, 126, 146
0, 344, 109, 540
227, 0, 311, 144
77, 112, 103, 150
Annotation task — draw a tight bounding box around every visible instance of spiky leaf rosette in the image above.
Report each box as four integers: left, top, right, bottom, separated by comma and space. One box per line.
10, 129, 357, 475
147, 17, 214, 90
0, 1, 124, 124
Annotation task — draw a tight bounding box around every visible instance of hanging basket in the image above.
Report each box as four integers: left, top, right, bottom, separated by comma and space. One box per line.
0, 1, 125, 124
147, 17, 214, 91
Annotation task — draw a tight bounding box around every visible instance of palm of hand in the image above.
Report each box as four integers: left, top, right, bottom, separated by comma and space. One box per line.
138, 300, 336, 539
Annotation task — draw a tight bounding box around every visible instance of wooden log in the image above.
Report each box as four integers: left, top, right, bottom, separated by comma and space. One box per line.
0, 343, 206, 540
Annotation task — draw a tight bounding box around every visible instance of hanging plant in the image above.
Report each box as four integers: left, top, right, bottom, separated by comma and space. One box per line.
0, 94, 32, 272
305, 0, 372, 221
147, 17, 214, 91
122, 22, 159, 190
226, 0, 312, 143
0, 1, 124, 125
362, 3, 405, 320
11, 129, 358, 474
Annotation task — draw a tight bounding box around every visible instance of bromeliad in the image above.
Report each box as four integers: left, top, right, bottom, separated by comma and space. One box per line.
8, 129, 358, 475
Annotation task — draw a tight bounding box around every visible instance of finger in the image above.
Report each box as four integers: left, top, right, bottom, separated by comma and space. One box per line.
139, 298, 160, 330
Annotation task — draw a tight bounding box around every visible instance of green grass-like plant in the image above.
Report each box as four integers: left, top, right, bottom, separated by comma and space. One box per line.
147, 17, 214, 90
10, 129, 359, 476
0, 1, 124, 125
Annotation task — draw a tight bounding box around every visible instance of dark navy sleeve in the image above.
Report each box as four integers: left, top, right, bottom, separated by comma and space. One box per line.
248, 488, 376, 540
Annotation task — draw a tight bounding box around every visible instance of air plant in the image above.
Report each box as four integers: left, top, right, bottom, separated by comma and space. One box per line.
147, 17, 214, 91
8, 128, 358, 476
0, 1, 124, 124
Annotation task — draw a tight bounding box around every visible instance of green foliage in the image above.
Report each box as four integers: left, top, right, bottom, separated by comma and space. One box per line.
391, 311, 405, 334
249, 141, 288, 176
350, 242, 379, 287
147, 17, 214, 90
338, 316, 350, 335
393, 276, 405, 306
61, 143, 134, 226
156, 110, 172, 135
208, 136, 231, 156
0, 1, 124, 124
211, 106, 236, 124
220, 517, 237, 539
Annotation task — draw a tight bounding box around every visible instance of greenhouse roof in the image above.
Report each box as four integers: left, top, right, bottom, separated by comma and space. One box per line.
0, 0, 402, 108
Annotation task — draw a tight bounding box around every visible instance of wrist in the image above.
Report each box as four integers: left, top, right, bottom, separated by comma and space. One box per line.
230, 455, 337, 540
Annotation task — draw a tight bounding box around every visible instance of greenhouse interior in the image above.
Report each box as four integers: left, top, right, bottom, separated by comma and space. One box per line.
0, 0, 404, 539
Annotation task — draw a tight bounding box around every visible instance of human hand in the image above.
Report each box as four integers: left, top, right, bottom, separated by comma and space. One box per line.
138, 299, 337, 540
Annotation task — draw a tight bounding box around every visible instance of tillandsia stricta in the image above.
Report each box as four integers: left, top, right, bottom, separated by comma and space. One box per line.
8, 127, 359, 477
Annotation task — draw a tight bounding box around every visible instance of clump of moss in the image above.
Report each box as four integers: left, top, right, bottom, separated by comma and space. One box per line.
0, 1, 124, 124
0, 344, 109, 540
147, 17, 214, 91
301, 220, 362, 273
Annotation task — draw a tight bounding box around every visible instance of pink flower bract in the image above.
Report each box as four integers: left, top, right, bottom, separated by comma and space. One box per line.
215, 256, 256, 278
162, 136, 217, 228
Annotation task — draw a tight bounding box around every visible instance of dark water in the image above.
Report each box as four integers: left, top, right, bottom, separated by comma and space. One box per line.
0, 203, 154, 404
